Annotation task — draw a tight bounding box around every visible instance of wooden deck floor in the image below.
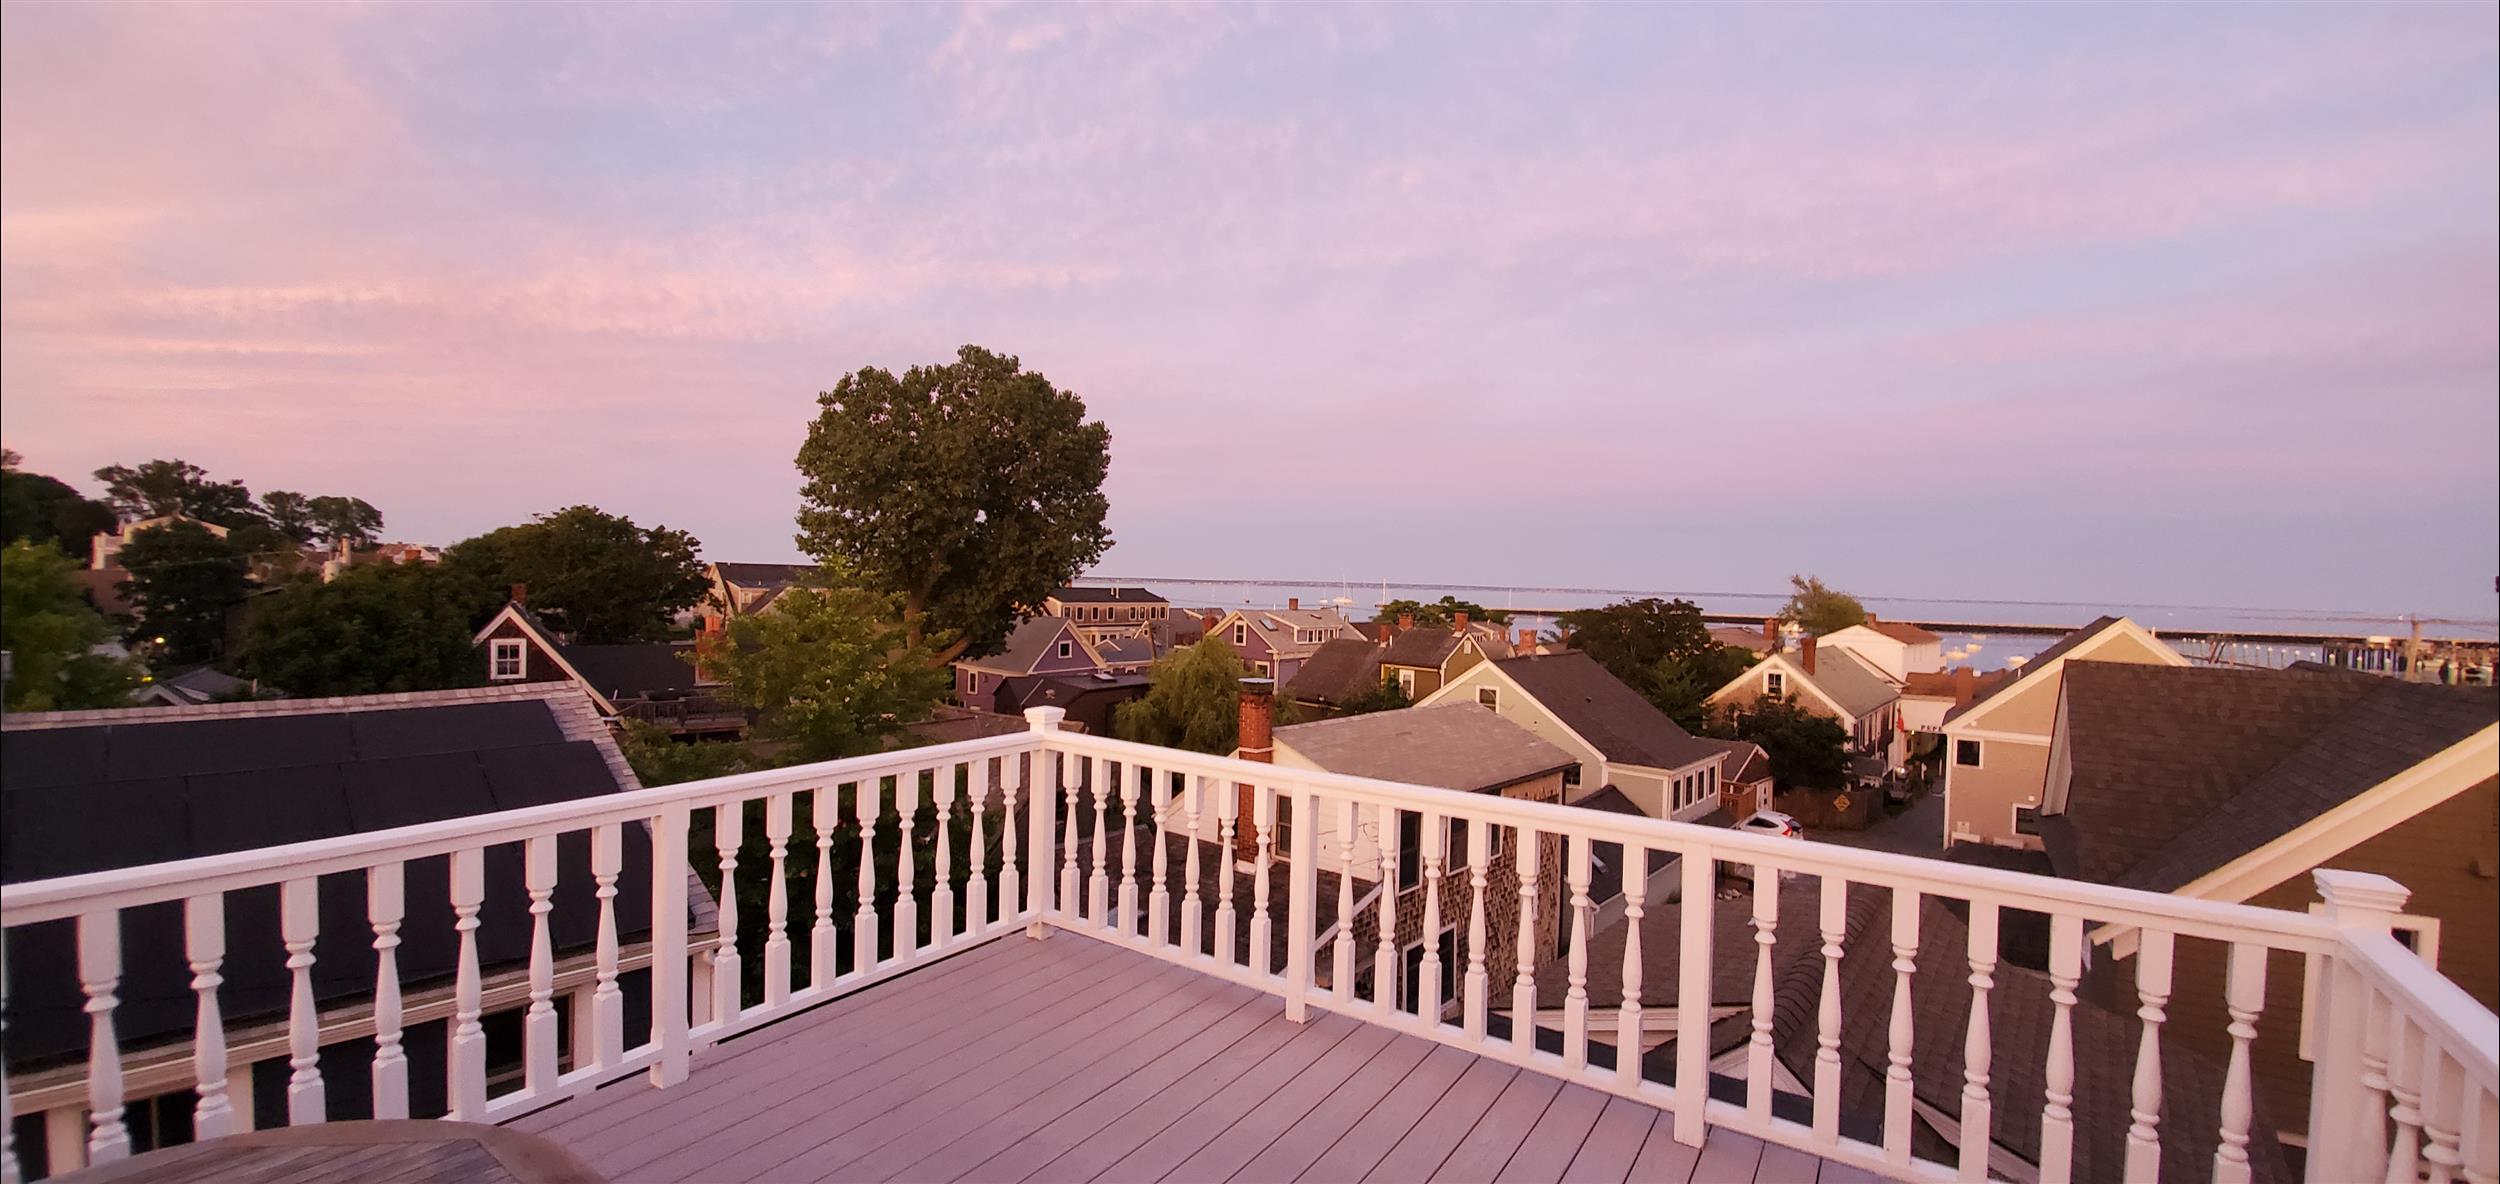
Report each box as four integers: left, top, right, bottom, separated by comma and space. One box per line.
509, 931, 1886, 1183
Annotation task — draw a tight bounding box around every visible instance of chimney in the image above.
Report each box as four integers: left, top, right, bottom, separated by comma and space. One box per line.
511, 582, 528, 605
1378, 622, 1394, 645
1516, 627, 1535, 650
1762, 617, 1779, 644
1953, 666, 1975, 702
1399, 612, 1415, 633
1453, 610, 1469, 630
1236, 678, 1275, 862
1287, 597, 1299, 611
1801, 635, 1818, 676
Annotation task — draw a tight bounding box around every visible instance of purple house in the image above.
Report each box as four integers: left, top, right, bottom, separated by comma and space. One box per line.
1204, 601, 1367, 686
954, 617, 1116, 707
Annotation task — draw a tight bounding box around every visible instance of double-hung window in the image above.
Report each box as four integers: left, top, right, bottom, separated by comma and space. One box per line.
490, 639, 526, 680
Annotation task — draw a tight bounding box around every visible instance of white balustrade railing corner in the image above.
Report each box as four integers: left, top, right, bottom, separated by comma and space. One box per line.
1, 706, 2491, 1184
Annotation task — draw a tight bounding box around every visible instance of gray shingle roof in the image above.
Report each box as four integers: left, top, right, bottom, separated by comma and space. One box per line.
1381, 626, 1463, 670
712, 561, 816, 588
1282, 638, 1384, 707
1490, 652, 1726, 771
1050, 585, 1168, 605
561, 642, 702, 700
1793, 646, 1897, 718
1945, 615, 2124, 721
1275, 703, 1573, 793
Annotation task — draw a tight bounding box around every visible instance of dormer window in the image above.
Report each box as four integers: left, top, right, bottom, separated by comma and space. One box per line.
490, 639, 526, 681
1057, 641, 1073, 659
1233, 623, 1247, 646
1765, 671, 1785, 696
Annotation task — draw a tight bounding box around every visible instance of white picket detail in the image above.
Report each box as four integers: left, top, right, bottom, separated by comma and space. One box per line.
2039, 913, 2082, 1184
968, 761, 993, 936
933, 768, 958, 948
2391, 1021, 2429, 1184
1561, 833, 1592, 1070
1213, 777, 1237, 965
1884, 888, 1920, 1170
1958, 901, 1998, 1182
1812, 874, 1846, 1145
2211, 942, 2269, 1184
1146, 770, 1171, 949
78, 911, 129, 1163
1420, 812, 1448, 1023
1747, 869, 1779, 1123
1333, 798, 1357, 999
854, 780, 880, 975
1251, 783, 1277, 976
1464, 817, 1492, 1042
2423, 1047, 2466, 1184
896, 769, 921, 955
1086, 757, 1109, 926
1059, 759, 1081, 925
1510, 823, 1540, 1053
712, 803, 743, 1025
1372, 807, 1398, 1016
1673, 848, 1713, 1145
1180, 776, 1204, 957
764, 793, 793, 1002
448, 847, 488, 1120
589, 827, 625, 1069
2125, 928, 2174, 1181
994, 757, 1019, 930
1614, 843, 1645, 1092
1117, 764, 1140, 936
367, 861, 410, 1118
183, 894, 235, 1139
523, 835, 560, 1097
280, 878, 324, 1125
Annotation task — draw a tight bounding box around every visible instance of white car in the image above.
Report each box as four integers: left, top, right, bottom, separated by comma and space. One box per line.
1739, 809, 1803, 838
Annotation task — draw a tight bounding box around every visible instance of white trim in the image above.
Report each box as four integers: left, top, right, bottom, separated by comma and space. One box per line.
1945, 617, 2187, 735
489, 638, 528, 681
467, 604, 619, 715
1706, 653, 1858, 723
1947, 725, 2053, 746
1477, 686, 1499, 710
1952, 737, 1985, 770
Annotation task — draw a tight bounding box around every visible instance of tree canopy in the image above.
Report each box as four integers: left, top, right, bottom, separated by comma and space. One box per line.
1, 462, 117, 563
694, 582, 951, 764
259, 491, 318, 545
1782, 574, 1867, 635
92, 459, 263, 528
116, 520, 252, 664
238, 563, 496, 696
1112, 639, 1248, 755
444, 506, 707, 643
1377, 596, 1508, 627
1, 541, 141, 711
1717, 696, 1850, 791
795, 345, 1112, 660
309, 496, 385, 547
1557, 597, 1753, 730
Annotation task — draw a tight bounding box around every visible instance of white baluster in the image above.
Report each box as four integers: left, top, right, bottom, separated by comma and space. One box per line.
1060, 759, 1082, 924
1464, 816, 1490, 1043
1813, 875, 1846, 1147
78, 911, 129, 1162
1334, 798, 1358, 999
896, 771, 920, 955
647, 805, 691, 1087
1674, 844, 1714, 1145
1374, 808, 1399, 1018
2390, 1020, 2428, 1184
2039, 913, 2081, 1184
2461, 1082, 2496, 1184
1615, 842, 1644, 1090
1251, 784, 1276, 976
1147, 770, 1171, 948
2125, 929, 2173, 1181
934, 768, 958, 948
184, 895, 235, 1138
368, 861, 409, 1118
590, 828, 624, 1069
808, 790, 835, 985
1512, 823, 1542, 1054
1959, 902, 1998, 1182
1180, 776, 1204, 957
2362, 985, 2395, 1172
1087, 757, 1109, 926
281, 878, 325, 1125
449, 848, 488, 1120
1562, 834, 1592, 1069
1214, 778, 1238, 965
524, 836, 560, 1097
713, 803, 743, 1022
968, 762, 993, 937
2211, 942, 2269, 1184
1118, 764, 1141, 936
2424, 1047, 2467, 1184
763, 793, 793, 1002
1421, 813, 1447, 1024
1747, 870, 1779, 1122
997, 757, 1022, 928
1885, 889, 1920, 1169
855, 780, 880, 973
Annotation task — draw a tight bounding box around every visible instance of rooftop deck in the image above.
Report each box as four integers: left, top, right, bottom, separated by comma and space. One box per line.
510, 931, 1871, 1183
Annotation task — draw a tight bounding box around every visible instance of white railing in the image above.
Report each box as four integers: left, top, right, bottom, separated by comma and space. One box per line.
3, 708, 2493, 1184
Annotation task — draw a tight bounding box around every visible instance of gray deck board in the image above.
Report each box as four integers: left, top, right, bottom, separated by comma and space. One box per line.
507, 930, 1862, 1183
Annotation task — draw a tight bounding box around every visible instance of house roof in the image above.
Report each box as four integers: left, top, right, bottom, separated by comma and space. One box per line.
1864, 619, 1943, 645
962, 616, 1088, 676
1049, 585, 1168, 605
1708, 626, 1772, 652
561, 643, 703, 701
2048, 661, 2497, 892
1380, 625, 1464, 670
1944, 615, 2123, 721
1275, 703, 1574, 794
1091, 634, 1157, 667
902, 706, 1038, 745
993, 671, 1152, 715
1281, 638, 1383, 707
139, 664, 254, 706
711, 561, 815, 589
1695, 737, 1771, 784
1489, 652, 1726, 771
1789, 646, 1899, 718
1900, 667, 2014, 706
0, 685, 686, 1072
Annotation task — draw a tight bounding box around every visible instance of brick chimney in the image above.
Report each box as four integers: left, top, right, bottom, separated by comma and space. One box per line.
1953, 666, 1975, 703
1801, 635, 1818, 676
1516, 627, 1535, 650
1762, 617, 1778, 645
511, 582, 528, 606
1453, 610, 1469, 630
1398, 612, 1415, 633
1378, 621, 1394, 645
1236, 678, 1275, 861
1287, 597, 1299, 611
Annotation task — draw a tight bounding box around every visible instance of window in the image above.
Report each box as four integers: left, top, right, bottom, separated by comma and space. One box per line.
1397, 811, 1422, 889
1233, 623, 1247, 646
1955, 739, 1984, 768
1057, 641, 1073, 659
1398, 669, 1416, 697
490, 639, 526, 680
1477, 687, 1499, 710
2014, 806, 2042, 836
1255, 661, 1271, 677
1765, 671, 1785, 696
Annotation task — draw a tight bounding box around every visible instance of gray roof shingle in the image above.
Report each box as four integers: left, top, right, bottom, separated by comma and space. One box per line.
1282, 638, 1384, 707
1275, 703, 1574, 793
1490, 652, 1726, 771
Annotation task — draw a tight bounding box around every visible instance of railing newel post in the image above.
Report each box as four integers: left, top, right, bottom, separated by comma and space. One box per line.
2307, 869, 2410, 1183
1023, 709, 1064, 936
1284, 785, 1319, 1022
647, 803, 692, 1088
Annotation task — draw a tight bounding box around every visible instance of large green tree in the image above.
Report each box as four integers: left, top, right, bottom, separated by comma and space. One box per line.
237, 563, 496, 695
1, 541, 141, 710
308, 495, 385, 547
1557, 597, 1752, 729
91, 459, 263, 528
116, 520, 252, 664
795, 345, 1112, 660
259, 491, 318, 545
695, 582, 951, 763
1782, 574, 1868, 635
1718, 696, 1850, 791
1378, 596, 1509, 627
1, 461, 117, 563
444, 506, 707, 643
1112, 640, 1248, 755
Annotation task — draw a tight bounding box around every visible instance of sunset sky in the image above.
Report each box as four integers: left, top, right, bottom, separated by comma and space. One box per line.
3, 3, 2494, 616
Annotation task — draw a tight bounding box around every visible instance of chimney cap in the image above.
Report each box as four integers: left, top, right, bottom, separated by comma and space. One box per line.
1239, 677, 1276, 693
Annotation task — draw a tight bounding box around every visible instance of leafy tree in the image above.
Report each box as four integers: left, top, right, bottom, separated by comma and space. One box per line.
1333, 676, 1412, 717
237, 563, 497, 695
1554, 597, 1751, 728
116, 520, 252, 664
92, 459, 263, 527
616, 719, 760, 787
1, 464, 118, 562
444, 506, 707, 643
1782, 574, 1867, 635
1647, 642, 1756, 733
1112, 640, 1248, 755
694, 582, 950, 763
309, 495, 384, 547
795, 345, 1112, 660
1718, 696, 1850, 791
1377, 596, 1508, 627
260, 491, 318, 544
1, 541, 141, 710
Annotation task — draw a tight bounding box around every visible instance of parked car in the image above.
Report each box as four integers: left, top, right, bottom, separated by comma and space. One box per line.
1740, 809, 1803, 838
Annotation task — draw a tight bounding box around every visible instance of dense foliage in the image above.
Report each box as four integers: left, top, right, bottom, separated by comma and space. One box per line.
92, 458, 263, 528
795, 345, 1112, 660
238, 563, 497, 695
1558, 597, 1754, 731
309, 495, 385, 547
1716, 696, 1850, 791
444, 505, 707, 643
1782, 574, 1868, 635
0, 458, 117, 562
693, 582, 951, 763
116, 519, 252, 664
1377, 596, 1508, 627
0, 541, 140, 710
1112, 639, 1248, 755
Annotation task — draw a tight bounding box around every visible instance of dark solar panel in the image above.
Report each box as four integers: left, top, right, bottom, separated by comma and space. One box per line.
3, 778, 190, 881
341, 750, 496, 831
480, 742, 619, 812
105, 713, 355, 780
347, 701, 562, 758
0, 727, 111, 792
185, 764, 355, 855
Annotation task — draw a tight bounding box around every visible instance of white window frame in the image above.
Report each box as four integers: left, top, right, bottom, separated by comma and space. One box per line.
1398, 669, 1417, 697
490, 638, 527, 681
1765, 670, 1785, 697
1233, 623, 1248, 646
1057, 640, 1073, 659
1477, 687, 1499, 710
1955, 738, 1984, 768
1255, 661, 1271, 677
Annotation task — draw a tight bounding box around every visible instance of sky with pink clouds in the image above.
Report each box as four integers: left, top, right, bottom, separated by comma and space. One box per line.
3, 3, 2495, 617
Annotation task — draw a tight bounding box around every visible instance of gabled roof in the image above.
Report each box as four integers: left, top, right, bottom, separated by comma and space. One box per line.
1479, 652, 1726, 771
1281, 638, 1383, 707
1274, 703, 1574, 794
711, 561, 815, 589
1380, 625, 1463, 669
961, 616, 1093, 676
1946, 614, 2182, 724
1864, 619, 1943, 645
1090, 634, 1157, 667
138, 664, 255, 706
2047, 661, 2498, 892
1795, 647, 1897, 717
1900, 667, 2015, 706
563, 643, 704, 701
1696, 737, 1771, 784
1049, 585, 1167, 605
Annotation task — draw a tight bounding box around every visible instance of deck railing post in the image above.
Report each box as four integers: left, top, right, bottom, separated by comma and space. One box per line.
648, 803, 693, 1088
1024, 710, 1064, 936
1283, 785, 1319, 1021
2305, 869, 2409, 1184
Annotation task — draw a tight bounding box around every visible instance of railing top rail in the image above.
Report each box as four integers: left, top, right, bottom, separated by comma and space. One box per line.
2343, 929, 2500, 1094
1041, 729, 2346, 952
1, 731, 1042, 924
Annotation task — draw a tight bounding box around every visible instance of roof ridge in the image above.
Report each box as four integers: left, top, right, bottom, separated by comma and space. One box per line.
0, 681, 587, 731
